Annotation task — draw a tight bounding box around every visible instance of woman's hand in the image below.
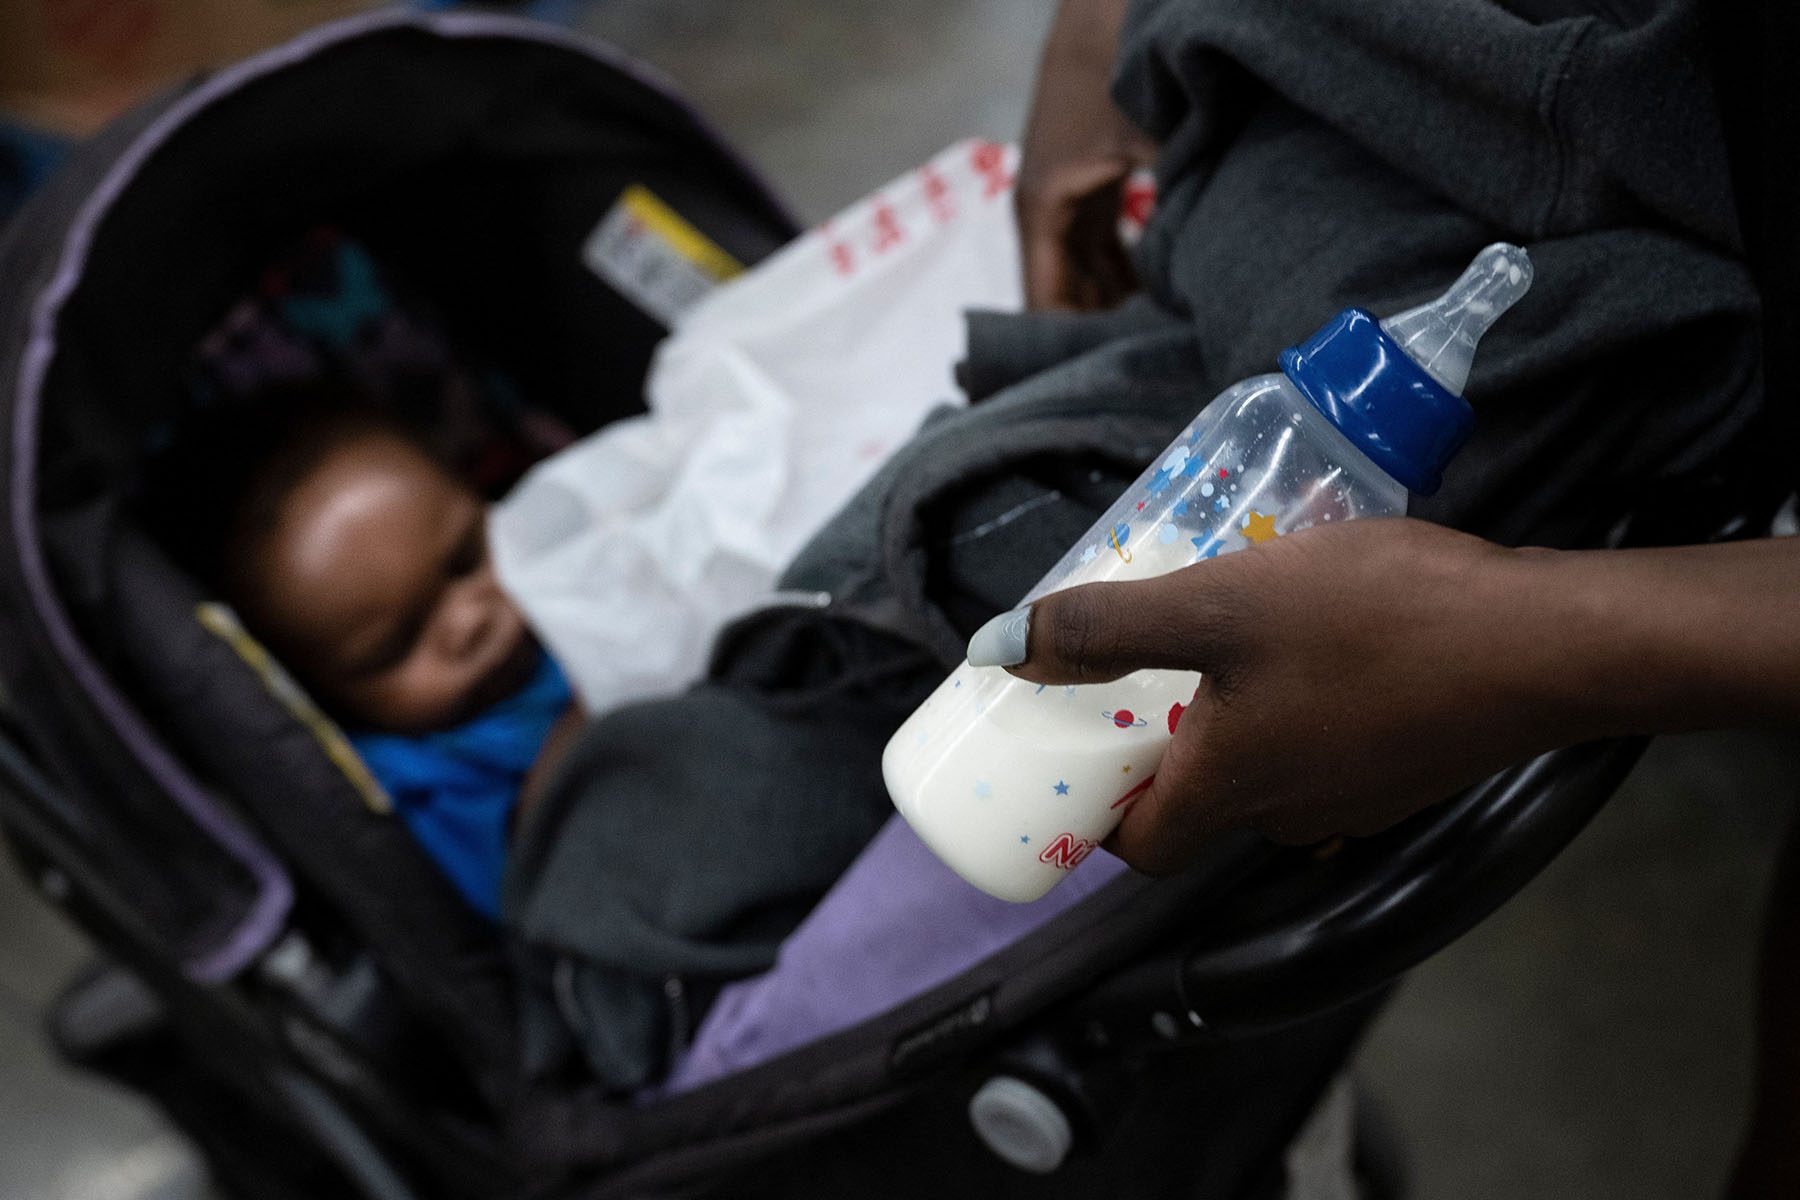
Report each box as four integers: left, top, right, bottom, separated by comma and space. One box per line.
972, 519, 1585, 870
1016, 0, 1156, 310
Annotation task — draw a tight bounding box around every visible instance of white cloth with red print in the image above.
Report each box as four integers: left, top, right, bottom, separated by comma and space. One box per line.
491, 141, 1024, 716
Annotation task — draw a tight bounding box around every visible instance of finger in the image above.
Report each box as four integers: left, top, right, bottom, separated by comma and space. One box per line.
1069, 238, 1134, 312
1099, 692, 1233, 875
1019, 200, 1078, 310
1072, 265, 1105, 313
1067, 183, 1139, 309
1084, 228, 1141, 309
1018, 161, 1134, 310
1106, 740, 1230, 875
966, 565, 1234, 684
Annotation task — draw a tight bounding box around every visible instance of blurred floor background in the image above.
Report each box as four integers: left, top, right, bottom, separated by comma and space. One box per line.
0, 1, 1792, 1196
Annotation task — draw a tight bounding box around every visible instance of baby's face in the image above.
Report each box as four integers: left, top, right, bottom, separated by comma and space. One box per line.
235, 425, 537, 735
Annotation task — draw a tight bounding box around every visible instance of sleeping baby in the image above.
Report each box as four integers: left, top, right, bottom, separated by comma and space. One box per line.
201, 400, 582, 921
152, 384, 916, 1090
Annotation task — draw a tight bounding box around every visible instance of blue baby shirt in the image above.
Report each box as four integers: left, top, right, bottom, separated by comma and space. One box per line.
352, 652, 573, 920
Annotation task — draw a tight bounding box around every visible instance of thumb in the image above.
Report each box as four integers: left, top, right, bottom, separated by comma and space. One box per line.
965, 568, 1229, 685
1021, 222, 1078, 311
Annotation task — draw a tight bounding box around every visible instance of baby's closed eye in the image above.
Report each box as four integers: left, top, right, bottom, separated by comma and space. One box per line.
445, 520, 488, 579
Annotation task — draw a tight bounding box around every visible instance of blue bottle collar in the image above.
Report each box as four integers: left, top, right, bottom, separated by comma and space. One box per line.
1278, 307, 1474, 496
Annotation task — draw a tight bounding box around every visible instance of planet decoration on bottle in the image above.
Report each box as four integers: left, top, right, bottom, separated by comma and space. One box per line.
1101, 709, 1149, 729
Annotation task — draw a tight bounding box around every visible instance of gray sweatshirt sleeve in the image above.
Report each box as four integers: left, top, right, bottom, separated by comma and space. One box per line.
1113, 0, 1738, 245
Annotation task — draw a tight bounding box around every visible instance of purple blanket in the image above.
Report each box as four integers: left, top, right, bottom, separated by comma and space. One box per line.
658, 816, 1127, 1095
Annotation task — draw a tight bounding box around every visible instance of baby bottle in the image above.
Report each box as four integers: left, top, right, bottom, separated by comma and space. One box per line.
884, 243, 1534, 902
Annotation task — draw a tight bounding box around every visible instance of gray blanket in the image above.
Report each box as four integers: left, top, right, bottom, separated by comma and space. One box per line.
506, 0, 1762, 1092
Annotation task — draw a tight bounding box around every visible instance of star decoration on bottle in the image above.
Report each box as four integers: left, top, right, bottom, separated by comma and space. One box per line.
1242, 511, 1279, 544
1053, 780, 1070, 795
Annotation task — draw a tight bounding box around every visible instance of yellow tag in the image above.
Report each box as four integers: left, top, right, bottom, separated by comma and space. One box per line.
195, 603, 392, 815
582, 185, 744, 323
619, 185, 743, 282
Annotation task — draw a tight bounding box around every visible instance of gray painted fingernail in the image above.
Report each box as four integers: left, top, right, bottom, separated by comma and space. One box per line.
967, 606, 1032, 667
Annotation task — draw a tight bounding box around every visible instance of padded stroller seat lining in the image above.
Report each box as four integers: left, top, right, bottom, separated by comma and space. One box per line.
102, 522, 516, 1109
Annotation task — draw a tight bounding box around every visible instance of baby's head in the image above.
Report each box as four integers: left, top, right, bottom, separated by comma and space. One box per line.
164, 391, 536, 735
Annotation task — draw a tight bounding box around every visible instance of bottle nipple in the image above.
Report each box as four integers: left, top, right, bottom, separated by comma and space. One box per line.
1379, 243, 1533, 396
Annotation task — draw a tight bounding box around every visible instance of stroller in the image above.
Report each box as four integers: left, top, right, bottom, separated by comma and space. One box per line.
0, 9, 1769, 1198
